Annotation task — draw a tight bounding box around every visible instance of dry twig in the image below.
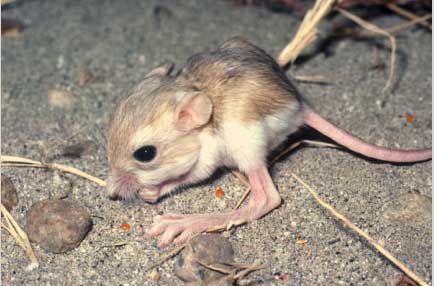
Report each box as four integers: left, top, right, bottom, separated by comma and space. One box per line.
289, 173, 428, 286
278, 0, 406, 94
336, 8, 396, 94
143, 244, 186, 272
234, 263, 265, 280
1, 155, 106, 187
277, 0, 340, 66
1, 203, 39, 270
196, 259, 265, 280
196, 260, 233, 274
387, 14, 432, 33
271, 139, 339, 165
385, 2, 432, 30
332, 14, 432, 37
293, 74, 328, 83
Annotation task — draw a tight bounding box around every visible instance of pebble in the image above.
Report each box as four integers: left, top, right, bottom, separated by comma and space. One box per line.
149, 269, 160, 281
1, 176, 18, 212
76, 69, 97, 86
174, 234, 234, 283
26, 199, 92, 253
381, 192, 431, 225
47, 88, 76, 109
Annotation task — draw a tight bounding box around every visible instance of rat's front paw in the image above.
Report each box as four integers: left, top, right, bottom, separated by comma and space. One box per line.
146, 213, 230, 248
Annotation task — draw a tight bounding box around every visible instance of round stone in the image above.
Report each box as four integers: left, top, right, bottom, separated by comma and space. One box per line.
26, 199, 92, 253
174, 234, 235, 283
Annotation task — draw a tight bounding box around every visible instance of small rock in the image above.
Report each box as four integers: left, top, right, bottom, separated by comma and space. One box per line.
149, 269, 160, 281
26, 199, 92, 253
382, 192, 431, 225
76, 69, 97, 86
62, 140, 97, 158
138, 55, 146, 64
48, 88, 76, 109
1, 176, 18, 212
174, 234, 234, 283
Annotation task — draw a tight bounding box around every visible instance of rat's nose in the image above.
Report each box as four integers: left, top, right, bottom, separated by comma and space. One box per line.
108, 191, 119, 200
106, 176, 120, 200
106, 171, 142, 202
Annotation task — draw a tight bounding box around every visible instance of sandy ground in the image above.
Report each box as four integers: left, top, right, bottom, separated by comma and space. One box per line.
1, 0, 431, 285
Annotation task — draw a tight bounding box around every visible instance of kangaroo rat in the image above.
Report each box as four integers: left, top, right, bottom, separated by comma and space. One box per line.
107, 37, 431, 247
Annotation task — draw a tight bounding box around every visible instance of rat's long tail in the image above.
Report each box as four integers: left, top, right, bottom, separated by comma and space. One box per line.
302, 106, 432, 163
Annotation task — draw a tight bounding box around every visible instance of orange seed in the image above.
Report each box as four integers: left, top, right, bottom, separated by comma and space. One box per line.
406, 114, 416, 123
120, 223, 131, 231
296, 239, 307, 245
215, 188, 225, 198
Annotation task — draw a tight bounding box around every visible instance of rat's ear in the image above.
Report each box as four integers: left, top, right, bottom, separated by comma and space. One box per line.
174, 92, 213, 131
144, 63, 174, 79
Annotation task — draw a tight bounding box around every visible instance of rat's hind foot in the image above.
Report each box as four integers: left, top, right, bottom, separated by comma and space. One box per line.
146, 166, 281, 248
146, 212, 240, 248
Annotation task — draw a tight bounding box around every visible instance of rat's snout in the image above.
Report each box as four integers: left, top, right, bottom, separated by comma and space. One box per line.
106, 171, 142, 202
107, 170, 162, 203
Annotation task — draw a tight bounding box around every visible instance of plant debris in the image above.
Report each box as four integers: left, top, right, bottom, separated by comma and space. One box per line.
1, 155, 106, 187
295, 239, 307, 245
1, 203, 39, 270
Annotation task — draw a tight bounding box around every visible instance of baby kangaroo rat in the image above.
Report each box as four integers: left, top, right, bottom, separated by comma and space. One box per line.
107, 37, 431, 248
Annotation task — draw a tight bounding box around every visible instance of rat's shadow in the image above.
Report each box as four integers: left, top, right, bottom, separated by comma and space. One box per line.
271, 127, 429, 167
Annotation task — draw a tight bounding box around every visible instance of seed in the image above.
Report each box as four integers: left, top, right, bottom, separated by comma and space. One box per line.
215, 188, 225, 199
406, 114, 416, 123
120, 223, 131, 231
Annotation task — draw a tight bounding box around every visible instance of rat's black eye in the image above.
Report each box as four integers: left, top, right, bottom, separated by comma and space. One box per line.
133, 145, 157, 162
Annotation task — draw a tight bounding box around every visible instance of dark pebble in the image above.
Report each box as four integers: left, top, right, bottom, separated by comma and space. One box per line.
174, 234, 235, 283
1, 176, 18, 212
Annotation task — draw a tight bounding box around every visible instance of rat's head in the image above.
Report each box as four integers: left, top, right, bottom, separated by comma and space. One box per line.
107, 64, 213, 203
